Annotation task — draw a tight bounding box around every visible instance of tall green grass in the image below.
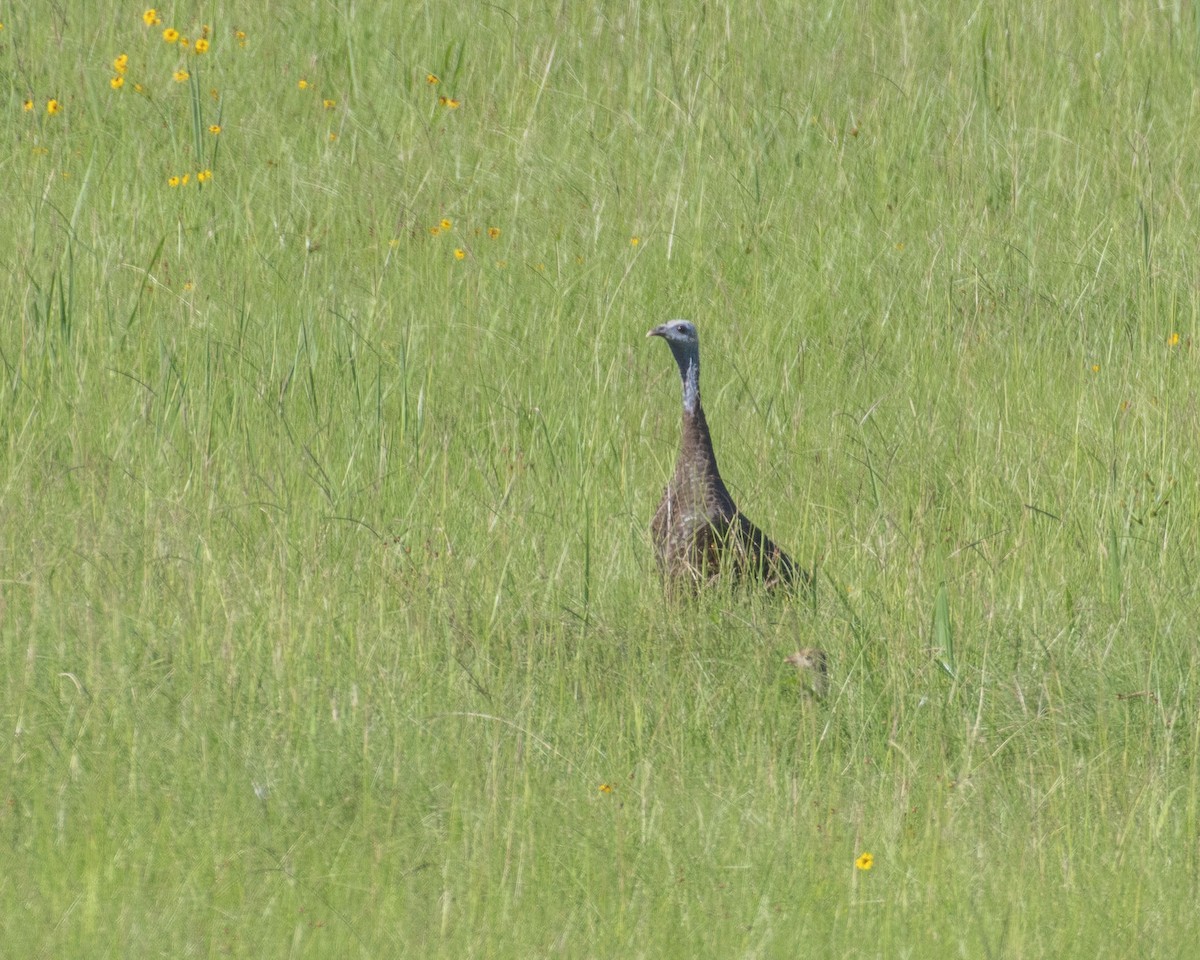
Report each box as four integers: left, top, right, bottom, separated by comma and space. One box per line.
3, 1, 1200, 956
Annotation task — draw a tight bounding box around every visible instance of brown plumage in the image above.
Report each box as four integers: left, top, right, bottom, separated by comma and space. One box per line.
647, 319, 808, 593
785, 648, 829, 699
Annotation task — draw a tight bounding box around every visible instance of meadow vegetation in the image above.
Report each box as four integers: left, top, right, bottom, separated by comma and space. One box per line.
4, 1, 1200, 955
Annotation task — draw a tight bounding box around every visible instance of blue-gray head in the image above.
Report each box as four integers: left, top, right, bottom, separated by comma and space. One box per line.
648, 319, 701, 413
647, 318, 698, 349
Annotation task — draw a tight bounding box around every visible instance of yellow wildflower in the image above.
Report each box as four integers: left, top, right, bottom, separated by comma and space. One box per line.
183, 281, 194, 291
426, 73, 439, 84
134, 83, 146, 94
23, 99, 34, 112
445, 98, 461, 108
429, 226, 440, 236
454, 248, 466, 260
236, 30, 246, 47
599, 783, 614, 794
855, 852, 874, 871
209, 124, 221, 134
323, 98, 336, 109
298, 78, 309, 90
181, 173, 190, 185
630, 236, 640, 246
487, 227, 501, 240
1168, 332, 1180, 347
143, 9, 161, 26
328, 132, 337, 142
173, 70, 189, 83
47, 99, 61, 115
194, 38, 209, 53
1091, 364, 1100, 373
163, 27, 179, 43
179, 38, 189, 49
168, 175, 180, 187
440, 218, 452, 230
197, 169, 212, 183
114, 54, 129, 73
110, 76, 125, 89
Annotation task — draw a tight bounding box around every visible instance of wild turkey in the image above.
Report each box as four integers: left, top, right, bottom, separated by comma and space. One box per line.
647, 319, 808, 593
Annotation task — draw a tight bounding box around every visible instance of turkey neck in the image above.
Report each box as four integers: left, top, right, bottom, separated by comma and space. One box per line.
669, 343, 723, 487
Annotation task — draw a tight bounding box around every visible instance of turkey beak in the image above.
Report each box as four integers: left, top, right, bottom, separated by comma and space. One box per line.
647, 324, 666, 339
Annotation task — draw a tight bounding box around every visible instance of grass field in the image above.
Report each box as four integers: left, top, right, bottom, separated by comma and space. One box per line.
4, 1, 1200, 956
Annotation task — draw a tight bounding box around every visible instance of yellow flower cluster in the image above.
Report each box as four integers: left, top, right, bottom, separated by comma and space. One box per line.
24, 98, 62, 114
425, 218, 503, 262
167, 169, 213, 187
23, 9, 344, 198
291, 75, 342, 144
426, 70, 461, 108
111, 52, 128, 88
19, 10, 239, 143
101, 14, 229, 102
